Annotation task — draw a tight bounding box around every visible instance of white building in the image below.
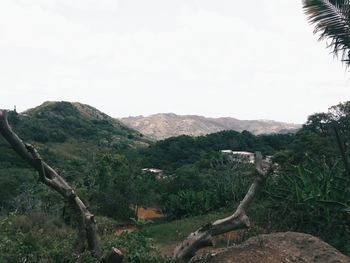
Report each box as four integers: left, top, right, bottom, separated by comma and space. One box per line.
141, 168, 163, 174
220, 150, 255, 164
141, 168, 165, 180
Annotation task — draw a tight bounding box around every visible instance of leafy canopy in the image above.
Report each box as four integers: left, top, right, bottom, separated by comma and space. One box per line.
303, 0, 350, 65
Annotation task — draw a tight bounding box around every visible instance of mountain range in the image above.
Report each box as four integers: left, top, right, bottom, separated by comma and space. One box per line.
7, 101, 300, 144
120, 113, 301, 140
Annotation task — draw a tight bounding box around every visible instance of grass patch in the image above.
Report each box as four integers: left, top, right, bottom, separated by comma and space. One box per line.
142, 207, 232, 248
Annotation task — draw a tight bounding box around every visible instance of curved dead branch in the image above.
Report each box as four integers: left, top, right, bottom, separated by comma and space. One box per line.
173, 152, 273, 263
0, 110, 123, 262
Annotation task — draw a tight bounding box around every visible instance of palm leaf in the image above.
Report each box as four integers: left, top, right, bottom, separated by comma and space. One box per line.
303, 0, 350, 65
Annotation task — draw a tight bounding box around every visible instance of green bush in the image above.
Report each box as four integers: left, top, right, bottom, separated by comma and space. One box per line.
104, 231, 172, 263
162, 163, 253, 218
163, 190, 218, 218
0, 212, 76, 263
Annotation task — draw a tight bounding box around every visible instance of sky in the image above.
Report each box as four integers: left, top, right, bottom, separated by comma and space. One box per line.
0, 0, 349, 124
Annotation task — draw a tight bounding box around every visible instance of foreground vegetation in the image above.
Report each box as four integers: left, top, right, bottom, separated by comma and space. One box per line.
0, 101, 350, 262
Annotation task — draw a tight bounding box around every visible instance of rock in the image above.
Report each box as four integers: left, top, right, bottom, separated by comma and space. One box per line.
194, 232, 350, 263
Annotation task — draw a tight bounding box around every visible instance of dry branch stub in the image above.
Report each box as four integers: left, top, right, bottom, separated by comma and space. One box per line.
101, 248, 124, 263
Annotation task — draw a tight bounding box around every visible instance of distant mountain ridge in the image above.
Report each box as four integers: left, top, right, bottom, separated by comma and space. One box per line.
120, 113, 301, 140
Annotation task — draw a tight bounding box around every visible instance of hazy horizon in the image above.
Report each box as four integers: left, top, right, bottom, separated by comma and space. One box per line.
1, 0, 349, 124
16, 100, 301, 125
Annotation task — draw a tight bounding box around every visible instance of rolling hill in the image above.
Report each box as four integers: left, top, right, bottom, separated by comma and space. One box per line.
0, 101, 148, 184
0, 101, 150, 207
16, 101, 147, 147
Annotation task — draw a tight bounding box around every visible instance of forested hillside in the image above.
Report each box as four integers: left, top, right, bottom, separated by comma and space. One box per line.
140, 130, 293, 171
16, 101, 146, 146
0, 101, 148, 213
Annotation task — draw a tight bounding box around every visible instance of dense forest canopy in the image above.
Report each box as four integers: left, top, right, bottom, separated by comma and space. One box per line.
140, 130, 293, 171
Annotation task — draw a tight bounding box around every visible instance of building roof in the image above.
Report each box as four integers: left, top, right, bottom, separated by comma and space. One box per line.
220, 150, 254, 155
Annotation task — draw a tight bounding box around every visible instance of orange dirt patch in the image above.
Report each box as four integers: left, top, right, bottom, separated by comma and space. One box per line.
136, 207, 165, 220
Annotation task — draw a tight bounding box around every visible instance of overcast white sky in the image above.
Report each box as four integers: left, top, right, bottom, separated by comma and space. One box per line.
1, 0, 349, 123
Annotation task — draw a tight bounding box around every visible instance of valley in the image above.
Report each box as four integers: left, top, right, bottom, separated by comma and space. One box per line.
0, 101, 349, 262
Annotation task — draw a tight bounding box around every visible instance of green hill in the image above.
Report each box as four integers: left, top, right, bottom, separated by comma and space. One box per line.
1, 101, 148, 169
18, 101, 146, 146
0, 101, 149, 208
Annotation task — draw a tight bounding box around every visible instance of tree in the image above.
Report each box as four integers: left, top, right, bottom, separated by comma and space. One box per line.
303, 0, 350, 186
303, 0, 350, 66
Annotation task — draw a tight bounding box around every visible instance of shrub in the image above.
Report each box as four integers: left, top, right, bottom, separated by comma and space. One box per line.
263, 159, 350, 255
0, 212, 76, 263
104, 231, 172, 263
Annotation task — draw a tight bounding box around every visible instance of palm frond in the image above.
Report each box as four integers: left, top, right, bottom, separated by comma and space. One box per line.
303, 0, 350, 65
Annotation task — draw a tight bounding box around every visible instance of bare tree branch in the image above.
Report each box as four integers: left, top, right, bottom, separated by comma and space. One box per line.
0, 110, 123, 262
173, 152, 273, 263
